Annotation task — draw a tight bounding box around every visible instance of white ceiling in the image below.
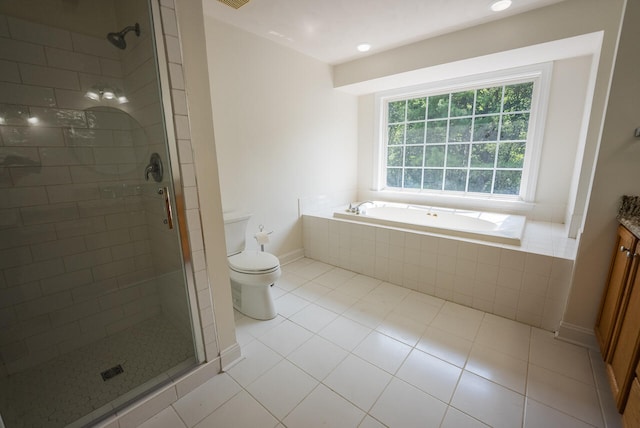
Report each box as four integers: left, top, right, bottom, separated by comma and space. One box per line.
202, 0, 565, 65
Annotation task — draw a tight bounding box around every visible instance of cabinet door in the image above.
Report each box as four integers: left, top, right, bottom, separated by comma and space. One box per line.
624, 378, 640, 427
596, 225, 637, 356
606, 240, 640, 411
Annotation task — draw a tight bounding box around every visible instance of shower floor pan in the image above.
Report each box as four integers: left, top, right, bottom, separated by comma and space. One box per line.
0, 315, 195, 428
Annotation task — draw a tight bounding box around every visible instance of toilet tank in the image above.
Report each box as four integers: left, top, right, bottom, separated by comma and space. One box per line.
223, 213, 251, 256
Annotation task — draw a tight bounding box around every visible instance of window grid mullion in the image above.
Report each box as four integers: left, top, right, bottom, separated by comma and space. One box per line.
401, 100, 408, 188
421, 108, 427, 190
491, 85, 507, 195
442, 93, 452, 191
465, 89, 478, 193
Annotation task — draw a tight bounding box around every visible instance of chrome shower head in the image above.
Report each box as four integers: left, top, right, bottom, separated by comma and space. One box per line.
107, 23, 140, 50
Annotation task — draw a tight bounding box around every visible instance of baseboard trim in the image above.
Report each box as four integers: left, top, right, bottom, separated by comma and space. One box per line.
556, 321, 599, 350
278, 248, 305, 266
219, 342, 242, 372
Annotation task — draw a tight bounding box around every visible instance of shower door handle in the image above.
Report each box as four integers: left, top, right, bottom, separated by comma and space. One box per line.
158, 187, 174, 229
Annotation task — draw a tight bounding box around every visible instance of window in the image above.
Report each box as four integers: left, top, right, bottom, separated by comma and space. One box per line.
379, 68, 549, 202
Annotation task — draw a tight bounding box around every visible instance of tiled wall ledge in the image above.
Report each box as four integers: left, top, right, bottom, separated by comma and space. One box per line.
303, 212, 578, 332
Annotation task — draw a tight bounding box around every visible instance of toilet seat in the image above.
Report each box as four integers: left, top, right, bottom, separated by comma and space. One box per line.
228, 251, 280, 275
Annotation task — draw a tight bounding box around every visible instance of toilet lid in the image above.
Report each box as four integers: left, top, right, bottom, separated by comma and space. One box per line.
229, 251, 280, 274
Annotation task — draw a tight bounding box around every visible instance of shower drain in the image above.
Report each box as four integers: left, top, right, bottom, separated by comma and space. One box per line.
101, 364, 124, 381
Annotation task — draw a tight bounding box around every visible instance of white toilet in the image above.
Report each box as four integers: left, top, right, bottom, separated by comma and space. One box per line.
223, 213, 281, 320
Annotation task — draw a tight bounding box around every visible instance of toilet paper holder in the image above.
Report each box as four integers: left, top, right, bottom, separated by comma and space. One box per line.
254, 224, 272, 251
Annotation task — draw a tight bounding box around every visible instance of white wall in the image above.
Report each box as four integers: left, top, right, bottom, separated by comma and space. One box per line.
563, 0, 640, 336
204, 18, 358, 259
533, 56, 592, 222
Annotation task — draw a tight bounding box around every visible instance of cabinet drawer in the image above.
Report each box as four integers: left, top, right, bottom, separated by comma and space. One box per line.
624, 378, 640, 427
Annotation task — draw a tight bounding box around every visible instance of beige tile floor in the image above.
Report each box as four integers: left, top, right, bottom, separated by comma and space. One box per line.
137, 258, 621, 428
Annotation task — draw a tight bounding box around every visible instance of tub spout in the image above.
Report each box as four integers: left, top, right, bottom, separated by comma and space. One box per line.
348, 201, 374, 215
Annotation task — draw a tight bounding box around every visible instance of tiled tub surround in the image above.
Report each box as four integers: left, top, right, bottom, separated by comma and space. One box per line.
303, 213, 578, 331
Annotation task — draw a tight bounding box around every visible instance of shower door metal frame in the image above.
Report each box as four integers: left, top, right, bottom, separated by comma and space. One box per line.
149, 0, 206, 365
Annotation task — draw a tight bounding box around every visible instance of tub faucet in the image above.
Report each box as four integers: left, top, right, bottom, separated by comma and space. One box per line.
348, 201, 374, 214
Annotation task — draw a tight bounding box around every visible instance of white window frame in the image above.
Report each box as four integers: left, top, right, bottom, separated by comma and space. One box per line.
372, 63, 553, 208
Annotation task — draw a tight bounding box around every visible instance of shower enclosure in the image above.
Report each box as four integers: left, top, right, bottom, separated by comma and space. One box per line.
0, 1, 201, 426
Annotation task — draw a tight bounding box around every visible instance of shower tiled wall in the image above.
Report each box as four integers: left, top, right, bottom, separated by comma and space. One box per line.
0, 14, 172, 375
116, 1, 194, 341
303, 214, 573, 332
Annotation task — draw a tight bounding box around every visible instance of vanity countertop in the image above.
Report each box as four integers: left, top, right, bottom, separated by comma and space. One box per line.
619, 216, 640, 239
618, 195, 640, 238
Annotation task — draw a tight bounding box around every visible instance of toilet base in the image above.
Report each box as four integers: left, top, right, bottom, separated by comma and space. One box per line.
230, 279, 277, 320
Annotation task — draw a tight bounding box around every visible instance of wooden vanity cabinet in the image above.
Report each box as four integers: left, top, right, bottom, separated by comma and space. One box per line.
596, 225, 638, 357
604, 237, 640, 411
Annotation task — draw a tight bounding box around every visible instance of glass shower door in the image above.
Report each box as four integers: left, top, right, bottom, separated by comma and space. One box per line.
0, 1, 200, 426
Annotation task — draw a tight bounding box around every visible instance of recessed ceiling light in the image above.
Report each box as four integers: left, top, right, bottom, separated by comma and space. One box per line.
357, 43, 371, 53
490, 0, 512, 12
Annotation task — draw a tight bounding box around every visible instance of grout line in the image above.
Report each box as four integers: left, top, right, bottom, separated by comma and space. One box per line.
588, 350, 620, 428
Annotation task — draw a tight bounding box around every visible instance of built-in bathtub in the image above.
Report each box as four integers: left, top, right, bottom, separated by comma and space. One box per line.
334, 201, 526, 245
